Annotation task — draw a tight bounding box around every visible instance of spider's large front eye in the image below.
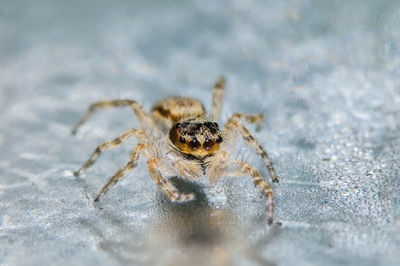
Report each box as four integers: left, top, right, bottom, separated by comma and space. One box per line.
188, 138, 200, 150
216, 136, 223, 143
179, 137, 186, 144
203, 139, 214, 150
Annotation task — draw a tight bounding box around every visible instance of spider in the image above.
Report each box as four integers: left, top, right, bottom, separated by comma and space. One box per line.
72, 77, 279, 225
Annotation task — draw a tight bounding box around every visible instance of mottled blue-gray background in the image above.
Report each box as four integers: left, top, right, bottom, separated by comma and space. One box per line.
1, 0, 399, 265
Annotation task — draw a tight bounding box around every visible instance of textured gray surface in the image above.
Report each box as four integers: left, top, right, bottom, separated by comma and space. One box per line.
1, 0, 400, 265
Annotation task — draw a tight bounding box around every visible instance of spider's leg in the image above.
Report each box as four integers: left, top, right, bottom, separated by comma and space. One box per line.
72, 99, 155, 135
225, 160, 275, 225
74, 129, 149, 176
147, 157, 195, 203
224, 116, 278, 182
94, 143, 151, 202
229, 113, 264, 130
211, 77, 225, 121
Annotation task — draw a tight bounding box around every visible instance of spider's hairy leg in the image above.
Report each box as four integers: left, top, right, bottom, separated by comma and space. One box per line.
211, 76, 226, 121
74, 129, 149, 177
225, 117, 278, 183
94, 143, 151, 202
147, 158, 195, 203
206, 150, 229, 186
230, 112, 264, 130
226, 160, 275, 225
71, 99, 155, 135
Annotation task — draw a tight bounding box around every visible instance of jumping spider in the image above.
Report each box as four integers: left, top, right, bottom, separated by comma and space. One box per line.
72, 78, 279, 225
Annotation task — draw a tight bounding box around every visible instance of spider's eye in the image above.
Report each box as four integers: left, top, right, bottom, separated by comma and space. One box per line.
216, 136, 223, 143
175, 123, 181, 129
179, 137, 186, 144
203, 139, 214, 150
188, 138, 200, 150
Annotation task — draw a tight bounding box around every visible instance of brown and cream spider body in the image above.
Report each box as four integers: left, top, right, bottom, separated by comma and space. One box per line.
72, 78, 278, 225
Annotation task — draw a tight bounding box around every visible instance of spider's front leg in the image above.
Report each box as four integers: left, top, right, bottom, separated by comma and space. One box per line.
226, 160, 275, 225
225, 114, 278, 183
206, 151, 275, 225
94, 143, 152, 202
74, 129, 149, 176
147, 158, 196, 203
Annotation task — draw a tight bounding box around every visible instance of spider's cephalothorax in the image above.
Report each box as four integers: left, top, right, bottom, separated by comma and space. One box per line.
72, 77, 279, 225
151, 97, 206, 133
169, 121, 223, 160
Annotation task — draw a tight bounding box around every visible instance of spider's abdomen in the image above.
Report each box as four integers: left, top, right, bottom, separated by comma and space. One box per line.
151, 97, 206, 133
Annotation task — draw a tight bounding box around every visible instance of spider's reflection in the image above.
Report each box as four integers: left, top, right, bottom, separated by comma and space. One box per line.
149, 177, 275, 266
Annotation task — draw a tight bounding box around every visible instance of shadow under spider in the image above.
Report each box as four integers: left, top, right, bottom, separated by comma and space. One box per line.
157, 176, 222, 246
151, 177, 276, 266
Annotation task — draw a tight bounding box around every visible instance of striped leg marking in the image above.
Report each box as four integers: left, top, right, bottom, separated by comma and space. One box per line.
225, 116, 278, 183
229, 113, 264, 130
229, 160, 274, 225
72, 99, 154, 135
74, 129, 149, 176
94, 143, 150, 202
211, 77, 226, 121
147, 158, 195, 203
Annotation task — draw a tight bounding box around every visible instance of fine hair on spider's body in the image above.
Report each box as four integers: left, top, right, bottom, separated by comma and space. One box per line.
72, 77, 279, 225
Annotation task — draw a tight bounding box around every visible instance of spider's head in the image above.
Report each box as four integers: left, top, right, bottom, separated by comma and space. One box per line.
169, 121, 223, 159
